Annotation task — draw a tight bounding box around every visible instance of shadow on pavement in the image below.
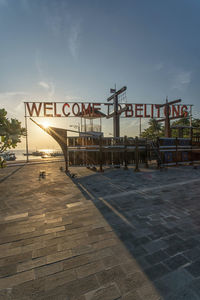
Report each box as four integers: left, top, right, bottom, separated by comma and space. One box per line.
68, 166, 200, 300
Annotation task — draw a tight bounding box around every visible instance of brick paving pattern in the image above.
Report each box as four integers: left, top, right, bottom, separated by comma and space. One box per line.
0, 163, 200, 299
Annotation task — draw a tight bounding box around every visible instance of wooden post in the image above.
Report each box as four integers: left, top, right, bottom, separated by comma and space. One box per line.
134, 136, 140, 172
65, 131, 69, 172
99, 136, 103, 172
190, 136, 193, 165
190, 106, 193, 139
85, 136, 88, 167
73, 137, 75, 165
124, 136, 128, 170
175, 137, 178, 166
165, 101, 171, 138
82, 137, 84, 165
24, 103, 29, 163
145, 138, 149, 168
111, 138, 114, 166
157, 137, 161, 169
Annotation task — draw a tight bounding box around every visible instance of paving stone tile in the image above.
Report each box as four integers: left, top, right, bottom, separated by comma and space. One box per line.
121, 290, 143, 300
136, 256, 151, 269
184, 238, 200, 249
46, 249, 73, 264
101, 255, 120, 269
163, 254, 190, 270
72, 244, 93, 256
96, 265, 126, 286
163, 234, 184, 245
117, 271, 148, 294
44, 275, 100, 298
92, 238, 118, 250
2, 212, 29, 222
45, 217, 62, 224
37, 294, 69, 300
57, 239, 81, 251
10, 277, 45, 299
20, 240, 46, 252
84, 283, 121, 300
63, 254, 93, 271
0, 242, 12, 251
165, 287, 199, 300
1, 225, 36, 236
12, 232, 57, 248
188, 278, 200, 298
0, 269, 35, 289
44, 226, 66, 234
145, 250, 169, 265
137, 282, 162, 300
121, 258, 142, 275
155, 269, 193, 297
63, 248, 113, 271
0, 263, 17, 278
165, 243, 188, 256
0, 250, 32, 267
185, 260, 200, 277
145, 263, 170, 281
0, 246, 22, 259
132, 236, 151, 247
129, 245, 148, 258
143, 239, 168, 254
34, 261, 63, 278
87, 227, 107, 236
17, 256, 47, 272
45, 269, 76, 291
76, 260, 105, 279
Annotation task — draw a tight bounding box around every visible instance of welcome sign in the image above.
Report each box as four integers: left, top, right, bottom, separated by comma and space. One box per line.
24, 102, 191, 118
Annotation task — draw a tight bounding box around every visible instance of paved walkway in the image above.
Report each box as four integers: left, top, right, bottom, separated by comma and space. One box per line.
1, 163, 200, 299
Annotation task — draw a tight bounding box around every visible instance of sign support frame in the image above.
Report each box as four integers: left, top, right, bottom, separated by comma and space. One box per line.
24, 103, 29, 163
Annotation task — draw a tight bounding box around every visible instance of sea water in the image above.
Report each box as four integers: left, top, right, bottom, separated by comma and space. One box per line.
11, 149, 62, 161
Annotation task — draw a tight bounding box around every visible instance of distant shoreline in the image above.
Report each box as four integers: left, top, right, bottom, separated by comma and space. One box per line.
6, 157, 65, 167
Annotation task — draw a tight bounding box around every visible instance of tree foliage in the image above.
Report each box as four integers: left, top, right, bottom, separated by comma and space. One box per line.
171, 116, 200, 137
141, 116, 200, 139
141, 118, 164, 139
0, 108, 26, 153
171, 116, 190, 127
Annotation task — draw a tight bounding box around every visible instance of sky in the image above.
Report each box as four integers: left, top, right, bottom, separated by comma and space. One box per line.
0, 0, 200, 149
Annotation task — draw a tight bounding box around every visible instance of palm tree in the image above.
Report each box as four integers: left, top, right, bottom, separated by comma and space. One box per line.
148, 118, 162, 135
141, 118, 163, 139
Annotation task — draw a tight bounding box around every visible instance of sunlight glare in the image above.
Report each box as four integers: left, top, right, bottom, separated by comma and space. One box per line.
42, 121, 50, 128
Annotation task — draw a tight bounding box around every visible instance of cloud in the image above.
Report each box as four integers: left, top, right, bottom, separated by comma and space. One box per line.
43, 1, 70, 37
64, 95, 80, 101
0, 91, 29, 119
38, 81, 50, 89
35, 52, 55, 98
35, 49, 45, 78
171, 70, 192, 91
68, 22, 81, 59
0, 92, 27, 96
43, 2, 82, 59
38, 81, 55, 97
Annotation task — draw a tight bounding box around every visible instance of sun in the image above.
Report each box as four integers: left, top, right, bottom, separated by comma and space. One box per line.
42, 121, 50, 128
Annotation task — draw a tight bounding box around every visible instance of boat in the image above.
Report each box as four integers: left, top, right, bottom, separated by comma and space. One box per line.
31, 151, 44, 156
41, 154, 51, 158
50, 151, 63, 157
0, 152, 16, 161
